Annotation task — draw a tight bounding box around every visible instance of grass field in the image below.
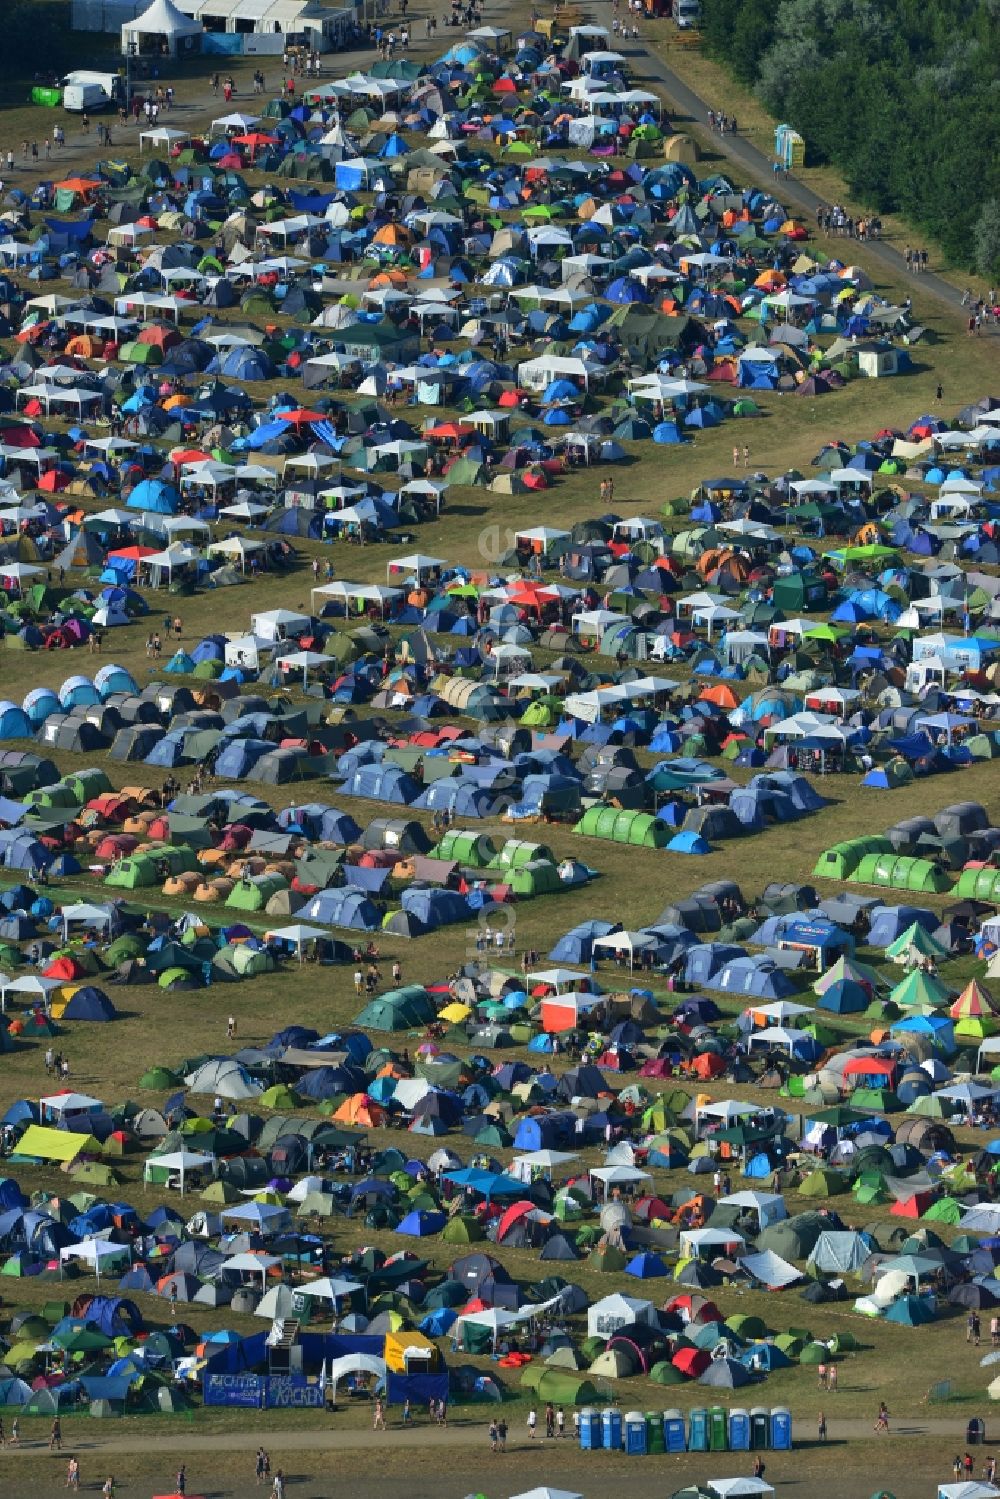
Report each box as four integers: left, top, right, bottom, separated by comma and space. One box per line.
0, 3, 996, 1492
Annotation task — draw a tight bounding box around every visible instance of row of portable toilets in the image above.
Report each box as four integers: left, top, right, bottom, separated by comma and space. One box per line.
580, 1406, 793, 1455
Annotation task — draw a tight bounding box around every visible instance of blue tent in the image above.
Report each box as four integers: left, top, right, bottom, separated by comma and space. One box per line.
343, 764, 420, 804
624, 1252, 668, 1278
301, 889, 381, 930
397, 1209, 446, 1236
126, 478, 178, 514
0, 702, 32, 739
401, 887, 469, 930
62, 987, 117, 1022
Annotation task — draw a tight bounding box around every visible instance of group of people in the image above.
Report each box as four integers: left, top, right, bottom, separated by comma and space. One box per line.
904, 245, 931, 273
817, 205, 882, 239
707, 109, 737, 134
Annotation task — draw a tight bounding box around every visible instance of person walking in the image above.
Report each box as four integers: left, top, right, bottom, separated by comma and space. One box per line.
66, 1457, 80, 1490
50, 1416, 62, 1450
256, 1449, 268, 1484
176, 1464, 187, 1496
102, 1479, 116, 1499
373, 1396, 386, 1430
271, 1471, 285, 1499
874, 1401, 889, 1434
818, 1411, 827, 1443
489, 1417, 498, 1453
527, 1405, 537, 1439
827, 1361, 838, 1393
497, 1416, 507, 1452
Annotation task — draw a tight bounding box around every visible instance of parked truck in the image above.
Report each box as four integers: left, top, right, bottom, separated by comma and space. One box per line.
63, 71, 122, 113
673, 0, 702, 27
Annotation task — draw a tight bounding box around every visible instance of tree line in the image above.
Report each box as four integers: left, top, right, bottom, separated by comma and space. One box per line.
700, 0, 1000, 279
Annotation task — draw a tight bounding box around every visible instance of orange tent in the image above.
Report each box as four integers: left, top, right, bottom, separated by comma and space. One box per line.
368, 269, 408, 288
699, 684, 738, 710
372, 224, 412, 246
333, 1094, 386, 1128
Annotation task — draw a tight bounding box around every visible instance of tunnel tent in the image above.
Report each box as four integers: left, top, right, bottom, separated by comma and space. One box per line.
574, 806, 670, 848
430, 829, 497, 867
813, 836, 894, 880
848, 854, 950, 894
355, 985, 436, 1031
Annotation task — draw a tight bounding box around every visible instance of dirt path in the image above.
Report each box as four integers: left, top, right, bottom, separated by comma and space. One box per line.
0, 1414, 979, 1457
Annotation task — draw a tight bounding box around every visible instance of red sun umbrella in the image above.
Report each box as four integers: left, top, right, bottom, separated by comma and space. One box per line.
277, 409, 325, 424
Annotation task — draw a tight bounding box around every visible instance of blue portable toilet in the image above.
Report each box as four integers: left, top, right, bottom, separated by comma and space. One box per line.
625, 1411, 647, 1455
770, 1407, 792, 1450
579, 1409, 601, 1449
664, 1409, 686, 1452
750, 1407, 771, 1449
729, 1408, 750, 1450
602, 1407, 623, 1451
688, 1408, 708, 1451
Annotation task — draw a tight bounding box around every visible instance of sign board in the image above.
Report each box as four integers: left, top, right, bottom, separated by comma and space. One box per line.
205, 1374, 323, 1409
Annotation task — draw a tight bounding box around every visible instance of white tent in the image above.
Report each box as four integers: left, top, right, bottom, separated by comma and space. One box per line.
325, 1353, 386, 1399
587, 1292, 656, 1338
143, 1149, 214, 1194
122, 0, 203, 55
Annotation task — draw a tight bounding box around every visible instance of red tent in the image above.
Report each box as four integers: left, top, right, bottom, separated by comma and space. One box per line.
671, 1346, 710, 1377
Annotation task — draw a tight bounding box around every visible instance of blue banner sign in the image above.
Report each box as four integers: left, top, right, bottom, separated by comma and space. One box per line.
205, 1374, 324, 1409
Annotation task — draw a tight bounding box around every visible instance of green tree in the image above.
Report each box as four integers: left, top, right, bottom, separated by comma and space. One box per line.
973, 200, 1000, 280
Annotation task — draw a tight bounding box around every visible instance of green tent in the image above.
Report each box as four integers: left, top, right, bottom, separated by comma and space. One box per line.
105, 855, 160, 889
225, 874, 288, 912
487, 839, 555, 871
260, 1084, 301, 1111
508, 860, 562, 897
588, 1245, 627, 1272
531, 1369, 600, 1405
139, 1067, 180, 1090
355, 985, 436, 1031
813, 836, 893, 880
799, 1168, 849, 1197
442, 1215, 485, 1243
849, 852, 950, 894
574, 805, 670, 848
955, 867, 1000, 901
888, 970, 953, 1009
430, 830, 496, 866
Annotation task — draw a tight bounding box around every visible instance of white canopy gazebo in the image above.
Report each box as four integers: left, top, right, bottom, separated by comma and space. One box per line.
122, 0, 203, 57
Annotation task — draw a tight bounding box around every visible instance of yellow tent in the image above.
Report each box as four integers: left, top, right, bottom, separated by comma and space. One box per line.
17, 1125, 98, 1162
384, 1330, 440, 1373
438, 1002, 472, 1024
